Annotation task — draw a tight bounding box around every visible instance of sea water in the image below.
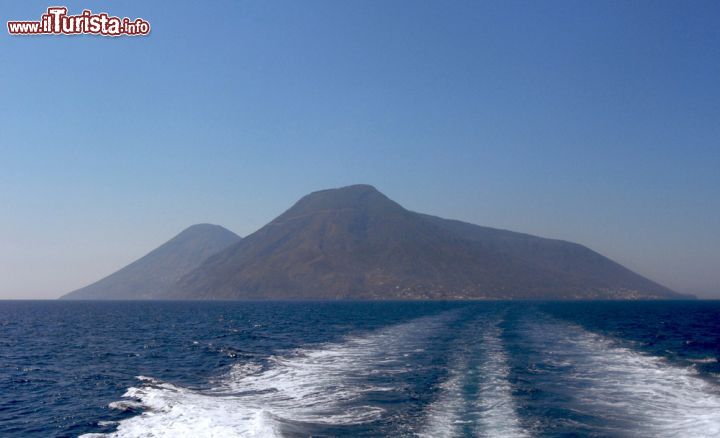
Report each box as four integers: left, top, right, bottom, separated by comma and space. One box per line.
1, 300, 719, 437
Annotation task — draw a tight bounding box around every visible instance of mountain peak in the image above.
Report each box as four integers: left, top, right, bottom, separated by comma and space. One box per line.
283, 184, 404, 218
323, 183, 380, 193
178, 223, 233, 236
185, 223, 226, 230
305, 184, 385, 201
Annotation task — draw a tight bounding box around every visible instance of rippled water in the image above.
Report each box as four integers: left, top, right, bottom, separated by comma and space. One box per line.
1, 300, 719, 437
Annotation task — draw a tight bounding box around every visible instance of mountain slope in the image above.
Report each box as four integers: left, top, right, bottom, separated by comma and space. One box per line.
61, 224, 241, 300
417, 214, 679, 299
170, 185, 683, 300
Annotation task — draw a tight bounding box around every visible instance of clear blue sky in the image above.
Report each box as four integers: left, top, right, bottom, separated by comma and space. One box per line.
1, 0, 718, 298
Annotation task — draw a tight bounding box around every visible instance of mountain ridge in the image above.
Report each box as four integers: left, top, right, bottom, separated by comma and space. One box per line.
169, 185, 685, 300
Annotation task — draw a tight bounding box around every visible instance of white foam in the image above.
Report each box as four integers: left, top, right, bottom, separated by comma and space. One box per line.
524, 316, 720, 437
107, 400, 143, 412
136, 375, 159, 383
473, 323, 529, 437
688, 357, 718, 364
82, 312, 454, 438
419, 316, 528, 438
417, 353, 469, 437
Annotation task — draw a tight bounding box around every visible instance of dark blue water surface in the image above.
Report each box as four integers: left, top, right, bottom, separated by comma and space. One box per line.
1, 301, 719, 437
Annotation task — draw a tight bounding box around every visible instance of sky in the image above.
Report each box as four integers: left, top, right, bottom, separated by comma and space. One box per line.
1, 0, 719, 299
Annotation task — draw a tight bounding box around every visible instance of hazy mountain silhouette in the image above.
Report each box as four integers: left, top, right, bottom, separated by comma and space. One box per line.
169, 185, 684, 300
61, 224, 241, 299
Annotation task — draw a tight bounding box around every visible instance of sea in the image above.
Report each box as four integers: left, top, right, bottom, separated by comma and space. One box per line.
1, 300, 720, 437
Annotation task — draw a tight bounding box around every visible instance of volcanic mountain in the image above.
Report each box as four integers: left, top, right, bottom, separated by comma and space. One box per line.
61, 224, 241, 299
168, 185, 683, 300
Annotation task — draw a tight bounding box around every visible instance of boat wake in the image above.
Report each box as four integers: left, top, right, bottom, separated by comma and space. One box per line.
83, 308, 720, 437
515, 314, 720, 437
81, 311, 456, 437
418, 313, 528, 437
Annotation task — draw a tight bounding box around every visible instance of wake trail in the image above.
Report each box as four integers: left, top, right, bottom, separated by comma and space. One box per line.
419, 312, 529, 437
82, 311, 457, 438
517, 314, 720, 437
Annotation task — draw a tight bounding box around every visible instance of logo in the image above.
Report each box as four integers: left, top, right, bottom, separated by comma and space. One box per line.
7, 7, 150, 36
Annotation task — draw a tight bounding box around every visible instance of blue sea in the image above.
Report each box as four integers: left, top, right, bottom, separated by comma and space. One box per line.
1, 301, 720, 437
